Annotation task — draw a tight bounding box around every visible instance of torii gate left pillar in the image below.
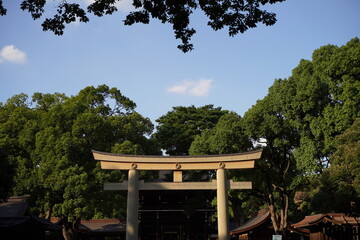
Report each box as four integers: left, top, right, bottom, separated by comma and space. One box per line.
93, 149, 262, 240
126, 169, 139, 240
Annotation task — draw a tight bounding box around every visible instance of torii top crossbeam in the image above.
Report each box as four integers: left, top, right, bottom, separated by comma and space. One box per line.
92, 149, 262, 171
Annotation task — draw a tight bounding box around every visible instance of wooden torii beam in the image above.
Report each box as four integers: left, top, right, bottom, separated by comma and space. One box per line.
93, 149, 262, 240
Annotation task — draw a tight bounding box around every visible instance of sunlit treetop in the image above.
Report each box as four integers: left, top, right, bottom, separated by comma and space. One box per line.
0, 0, 286, 52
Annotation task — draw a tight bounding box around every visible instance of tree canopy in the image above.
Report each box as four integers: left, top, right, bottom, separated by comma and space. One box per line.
0, 85, 160, 239
308, 118, 360, 214
0, 0, 285, 52
154, 104, 228, 155
242, 84, 300, 235
275, 37, 360, 174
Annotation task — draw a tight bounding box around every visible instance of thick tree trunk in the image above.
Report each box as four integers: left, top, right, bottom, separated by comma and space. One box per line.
268, 191, 290, 239
268, 193, 280, 234
62, 218, 81, 240
230, 195, 246, 226
45, 205, 53, 220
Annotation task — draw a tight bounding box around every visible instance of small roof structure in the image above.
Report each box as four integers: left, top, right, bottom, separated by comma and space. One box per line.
0, 196, 29, 217
230, 208, 309, 240
51, 217, 126, 236
230, 209, 270, 236
79, 219, 126, 234
291, 213, 360, 240
0, 196, 61, 240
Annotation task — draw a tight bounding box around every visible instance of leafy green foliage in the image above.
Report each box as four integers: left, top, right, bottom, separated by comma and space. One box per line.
190, 112, 252, 155
0, 0, 6, 15
155, 104, 228, 155
332, 118, 360, 194
308, 118, 360, 214
2, 0, 285, 52
239, 38, 360, 233
243, 86, 300, 234
0, 146, 15, 202
0, 85, 160, 238
0, 95, 36, 202
276, 38, 360, 174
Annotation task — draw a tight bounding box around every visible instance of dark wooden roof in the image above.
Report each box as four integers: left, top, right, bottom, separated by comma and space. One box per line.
0, 196, 29, 217
79, 219, 126, 233
51, 218, 126, 233
230, 208, 270, 235
0, 196, 61, 231
292, 213, 360, 228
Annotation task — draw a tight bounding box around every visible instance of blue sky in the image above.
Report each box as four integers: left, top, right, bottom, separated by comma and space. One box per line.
0, 0, 359, 123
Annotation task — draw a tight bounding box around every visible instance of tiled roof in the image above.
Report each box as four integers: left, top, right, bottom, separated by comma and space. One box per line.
230, 208, 270, 235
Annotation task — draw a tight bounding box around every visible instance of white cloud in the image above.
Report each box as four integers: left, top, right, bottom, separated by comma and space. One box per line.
167, 79, 213, 97
84, 0, 135, 13
0, 45, 27, 64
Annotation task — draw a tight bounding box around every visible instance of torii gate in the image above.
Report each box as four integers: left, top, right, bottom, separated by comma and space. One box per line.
92, 149, 262, 240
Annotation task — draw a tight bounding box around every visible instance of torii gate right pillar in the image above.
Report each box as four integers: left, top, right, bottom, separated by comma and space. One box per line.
217, 168, 229, 240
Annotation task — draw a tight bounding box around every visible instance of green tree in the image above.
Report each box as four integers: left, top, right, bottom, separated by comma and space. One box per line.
0, 0, 285, 52
0, 146, 15, 202
309, 118, 360, 214
332, 118, 360, 196
243, 85, 300, 237
0, 94, 37, 202
154, 104, 228, 155
190, 112, 252, 155
277, 38, 360, 174
239, 38, 360, 236
1, 85, 160, 240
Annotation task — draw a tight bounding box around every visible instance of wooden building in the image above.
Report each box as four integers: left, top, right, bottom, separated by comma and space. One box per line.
230, 209, 275, 240
50, 217, 126, 240
230, 209, 309, 240
291, 213, 360, 240
77, 219, 126, 240
0, 196, 62, 240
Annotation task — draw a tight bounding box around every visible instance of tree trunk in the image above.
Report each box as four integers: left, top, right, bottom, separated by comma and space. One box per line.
268, 193, 280, 234
229, 195, 245, 226
45, 205, 53, 220
268, 190, 290, 239
62, 218, 81, 240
